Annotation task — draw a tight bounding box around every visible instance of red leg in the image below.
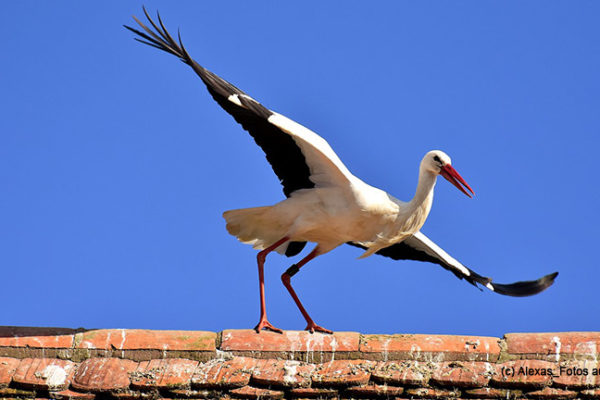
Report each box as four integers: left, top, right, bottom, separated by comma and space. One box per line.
254, 237, 289, 333
281, 246, 332, 334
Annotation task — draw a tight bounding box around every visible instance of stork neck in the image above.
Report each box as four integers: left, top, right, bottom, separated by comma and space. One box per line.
408, 169, 437, 212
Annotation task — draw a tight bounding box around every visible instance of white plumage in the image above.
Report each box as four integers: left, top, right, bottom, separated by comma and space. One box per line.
126, 9, 558, 334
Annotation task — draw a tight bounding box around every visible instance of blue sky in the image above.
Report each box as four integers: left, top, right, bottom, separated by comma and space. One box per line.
1, 1, 598, 336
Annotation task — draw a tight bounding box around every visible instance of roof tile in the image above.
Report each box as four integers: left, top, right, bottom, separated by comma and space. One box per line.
0, 327, 75, 349
50, 389, 96, 400
343, 383, 404, 397
71, 357, 138, 392
287, 387, 338, 398
371, 361, 430, 386
130, 358, 198, 389
552, 361, 600, 388
75, 329, 215, 352
229, 385, 284, 399
490, 360, 555, 389
404, 387, 461, 398
360, 333, 501, 361
13, 358, 76, 390
464, 387, 523, 398
220, 330, 359, 359
525, 386, 578, 399
506, 332, 600, 360
311, 360, 375, 387
191, 357, 257, 388
430, 361, 494, 387
250, 359, 314, 388
580, 388, 600, 398
0, 356, 20, 387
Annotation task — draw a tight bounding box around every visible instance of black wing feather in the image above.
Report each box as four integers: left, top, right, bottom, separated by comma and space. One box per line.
125, 8, 308, 256
347, 240, 558, 297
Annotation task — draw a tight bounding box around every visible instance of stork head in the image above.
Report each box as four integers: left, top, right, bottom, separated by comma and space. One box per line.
423, 150, 474, 198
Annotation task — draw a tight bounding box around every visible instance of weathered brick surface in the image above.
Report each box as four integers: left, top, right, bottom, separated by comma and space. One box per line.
430, 361, 493, 387
552, 360, 600, 388
131, 358, 198, 389
50, 389, 96, 400
71, 357, 138, 391
0, 327, 76, 349
0, 356, 20, 386
229, 385, 284, 399
13, 358, 76, 390
312, 360, 375, 387
360, 333, 501, 361
192, 357, 257, 388
506, 332, 600, 360
287, 387, 338, 398
371, 361, 430, 386
250, 359, 314, 388
581, 388, 600, 398
0, 327, 599, 399
525, 386, 578, 399
464, 386, 523, 398
343, 383, 404, 397
404, 387, 460, 398
76, 329, 215, 351
490, 360, 555, 388
220, 330, 359, 361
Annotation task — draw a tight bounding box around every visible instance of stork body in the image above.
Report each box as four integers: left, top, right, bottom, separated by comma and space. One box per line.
126, 10, 558, 334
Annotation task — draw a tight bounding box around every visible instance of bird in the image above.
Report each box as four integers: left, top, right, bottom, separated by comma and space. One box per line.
125, 8, 558, 334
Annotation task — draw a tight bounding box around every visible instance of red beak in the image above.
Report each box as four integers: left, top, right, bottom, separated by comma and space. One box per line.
439, 165, 474, 198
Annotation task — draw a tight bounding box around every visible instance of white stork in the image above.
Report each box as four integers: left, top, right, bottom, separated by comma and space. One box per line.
126, 9, 558, 334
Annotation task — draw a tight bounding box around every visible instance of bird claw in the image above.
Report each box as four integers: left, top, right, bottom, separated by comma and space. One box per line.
254, 318, 283, 334
305, 322, 333, 334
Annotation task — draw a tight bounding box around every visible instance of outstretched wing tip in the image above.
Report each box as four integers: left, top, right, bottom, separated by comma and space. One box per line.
488, 270, 559, 297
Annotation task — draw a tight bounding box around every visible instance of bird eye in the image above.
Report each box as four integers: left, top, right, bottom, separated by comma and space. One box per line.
433, 155, 441, 163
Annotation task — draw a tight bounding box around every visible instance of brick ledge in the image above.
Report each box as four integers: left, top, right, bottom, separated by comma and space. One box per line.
0, 327, 598, 400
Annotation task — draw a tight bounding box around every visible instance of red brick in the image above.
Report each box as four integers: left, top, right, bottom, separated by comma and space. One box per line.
553, 360, 600, 388
344, 384, 404, 397
581, 389, 600, 398
251, 359, 314, 388
311, 360, 375, 387
229, 385, 284, 399
0, 357, 20, 386
167, 388, 222, 398
109, 389, 154, 400
525, 386, 578, 399
506, 332, 600, 360
13, 358, 76, 390
490, 360, 555, 389
71, 357, 138, 391
220, 330, 359, 353
430, 361, 493, 387
130, 358, 198, 389
288, 387, 338, 398
465, 387, 523, 398
371, 361, 430, 386
192, 357, 257, 388
76, 329, 215, 351
0, 327, 75, 348
405, 387, 460, 398
360, 334, 500, 361
50, 389, 96, 400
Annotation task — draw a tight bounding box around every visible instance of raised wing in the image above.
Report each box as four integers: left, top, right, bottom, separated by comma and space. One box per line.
350, 231, 558, 297
125, 8, 355, 198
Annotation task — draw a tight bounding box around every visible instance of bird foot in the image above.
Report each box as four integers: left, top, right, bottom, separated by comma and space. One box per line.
305, 322, 333, 334
254, 318, 283, 334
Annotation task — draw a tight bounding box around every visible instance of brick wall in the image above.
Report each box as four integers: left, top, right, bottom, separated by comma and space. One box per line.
0, 327, 599, 399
